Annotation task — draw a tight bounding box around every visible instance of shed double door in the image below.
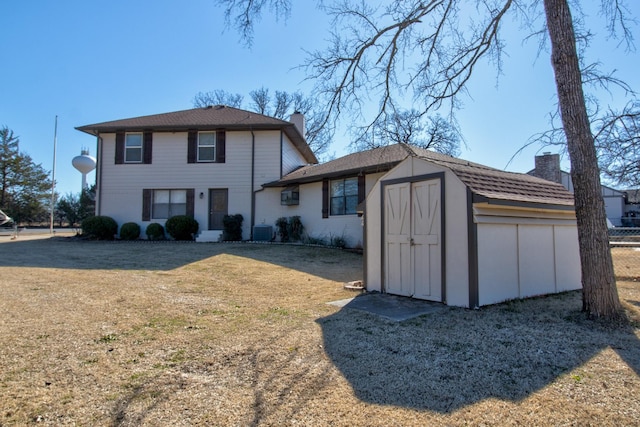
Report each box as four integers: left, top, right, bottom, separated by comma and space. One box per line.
384, 179, 442, 301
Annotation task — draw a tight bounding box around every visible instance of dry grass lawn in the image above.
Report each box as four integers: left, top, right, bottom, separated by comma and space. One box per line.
0, 236, 639, 426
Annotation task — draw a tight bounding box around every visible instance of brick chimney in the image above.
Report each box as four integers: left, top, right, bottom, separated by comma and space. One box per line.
289, 111, 306, 137
532, 152, 562, 184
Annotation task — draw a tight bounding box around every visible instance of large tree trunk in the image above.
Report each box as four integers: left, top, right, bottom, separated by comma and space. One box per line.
543, 0, 622, 318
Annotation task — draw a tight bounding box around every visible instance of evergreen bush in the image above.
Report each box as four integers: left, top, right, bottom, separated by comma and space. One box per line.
119, 222, 141, 240
81, 216, 118, 240
222, 214, 243, 241
145, 223, 165, 240
165, 215, 199, 241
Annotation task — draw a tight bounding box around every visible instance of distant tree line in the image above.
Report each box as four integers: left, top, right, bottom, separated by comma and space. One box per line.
55, 185, 95, 227
0, 126, 95, 227
193, 88, 463, 158
0, 126, 52, 225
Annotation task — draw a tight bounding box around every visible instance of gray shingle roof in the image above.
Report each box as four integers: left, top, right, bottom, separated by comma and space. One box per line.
266, 143, 414, 185
76, 105, 317, 164
405, 146, 574, 207
268, 143, 574, 208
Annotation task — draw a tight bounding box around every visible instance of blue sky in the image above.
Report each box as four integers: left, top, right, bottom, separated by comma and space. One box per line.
1, 1, 638, 196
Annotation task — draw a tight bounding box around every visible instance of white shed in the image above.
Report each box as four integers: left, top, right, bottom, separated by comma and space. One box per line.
365, 149, 582, 308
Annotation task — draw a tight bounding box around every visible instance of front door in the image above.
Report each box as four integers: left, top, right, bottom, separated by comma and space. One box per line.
384, 179, 442, 301
209, 189, 228, 230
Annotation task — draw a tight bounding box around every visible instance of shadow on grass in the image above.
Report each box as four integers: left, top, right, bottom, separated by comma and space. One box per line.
0, 239, 361, 281
317, 292, 640, 412
109, 329, 335, 426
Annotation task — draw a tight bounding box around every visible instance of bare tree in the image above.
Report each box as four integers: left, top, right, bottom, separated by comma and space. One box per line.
215, 0, 636, 320
353, 110, 463, 156
193, 90, 244, 108
192, 88, 333, 158
273, 90, 294, 119
543, 0, 621, 317
594, 102, 640, 187
249, 87, 271, 114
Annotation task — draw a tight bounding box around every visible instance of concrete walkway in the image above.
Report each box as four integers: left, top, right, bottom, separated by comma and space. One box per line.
329, 292, 446, 321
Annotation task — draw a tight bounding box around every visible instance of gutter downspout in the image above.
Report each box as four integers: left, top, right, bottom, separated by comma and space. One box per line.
96, 133, 103, 216
250, 130, 256, 240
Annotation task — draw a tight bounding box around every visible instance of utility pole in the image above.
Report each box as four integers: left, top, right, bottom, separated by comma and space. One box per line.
50, 115, 57, 234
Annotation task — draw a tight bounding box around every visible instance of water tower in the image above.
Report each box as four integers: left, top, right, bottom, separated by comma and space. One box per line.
72, 149, 97, 190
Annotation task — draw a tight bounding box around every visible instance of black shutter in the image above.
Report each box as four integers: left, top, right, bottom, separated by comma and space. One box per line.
216, 130, 225, 163
322, 179, 329, 218
115, 132, 125, 164
142, 189, 151, 221
143, 131, 153, 164
186, 189, 195, 218
187, 131, 197, 163
357, 174, 366, 203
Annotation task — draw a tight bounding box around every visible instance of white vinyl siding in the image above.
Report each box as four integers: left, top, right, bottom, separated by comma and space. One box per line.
282, 137, 308, 175
99, 130, 284, 239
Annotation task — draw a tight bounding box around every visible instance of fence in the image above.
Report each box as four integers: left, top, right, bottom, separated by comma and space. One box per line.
610, 227, 640, 281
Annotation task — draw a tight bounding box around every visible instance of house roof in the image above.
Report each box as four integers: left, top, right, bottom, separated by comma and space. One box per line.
267, 143, 574, 208
76, 105, 318, 164
265, 143, 414, 186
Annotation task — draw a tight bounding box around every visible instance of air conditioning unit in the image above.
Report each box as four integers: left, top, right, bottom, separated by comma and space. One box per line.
253, 225, 273, 242
281, 186, 299, 205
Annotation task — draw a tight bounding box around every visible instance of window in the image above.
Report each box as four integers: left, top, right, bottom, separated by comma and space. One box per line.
188, 130, 225, 163
330, 177, 358, 215
198, 132, 216, 162
152, 189, 187, 219
125, 133, 143, 163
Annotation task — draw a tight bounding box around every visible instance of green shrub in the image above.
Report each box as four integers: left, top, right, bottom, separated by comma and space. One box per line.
222, 214, 243, 241
165, 215, 199, 241
81, 216, 118, 240
145, 223, 165, 240
119, 222, 141, 240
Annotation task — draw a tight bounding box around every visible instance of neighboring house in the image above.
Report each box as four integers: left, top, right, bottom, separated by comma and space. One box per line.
365, 151, 581, 308
622, 189, 640, 226
76, 106, 317, 241
528, 153, 626, 226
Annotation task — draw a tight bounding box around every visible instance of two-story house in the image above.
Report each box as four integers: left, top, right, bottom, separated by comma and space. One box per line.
76, 105, 317, 241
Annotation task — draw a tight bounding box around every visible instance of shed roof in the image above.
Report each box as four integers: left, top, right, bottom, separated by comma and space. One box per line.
76, 105, 318, 164
268, 143, 574, 208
